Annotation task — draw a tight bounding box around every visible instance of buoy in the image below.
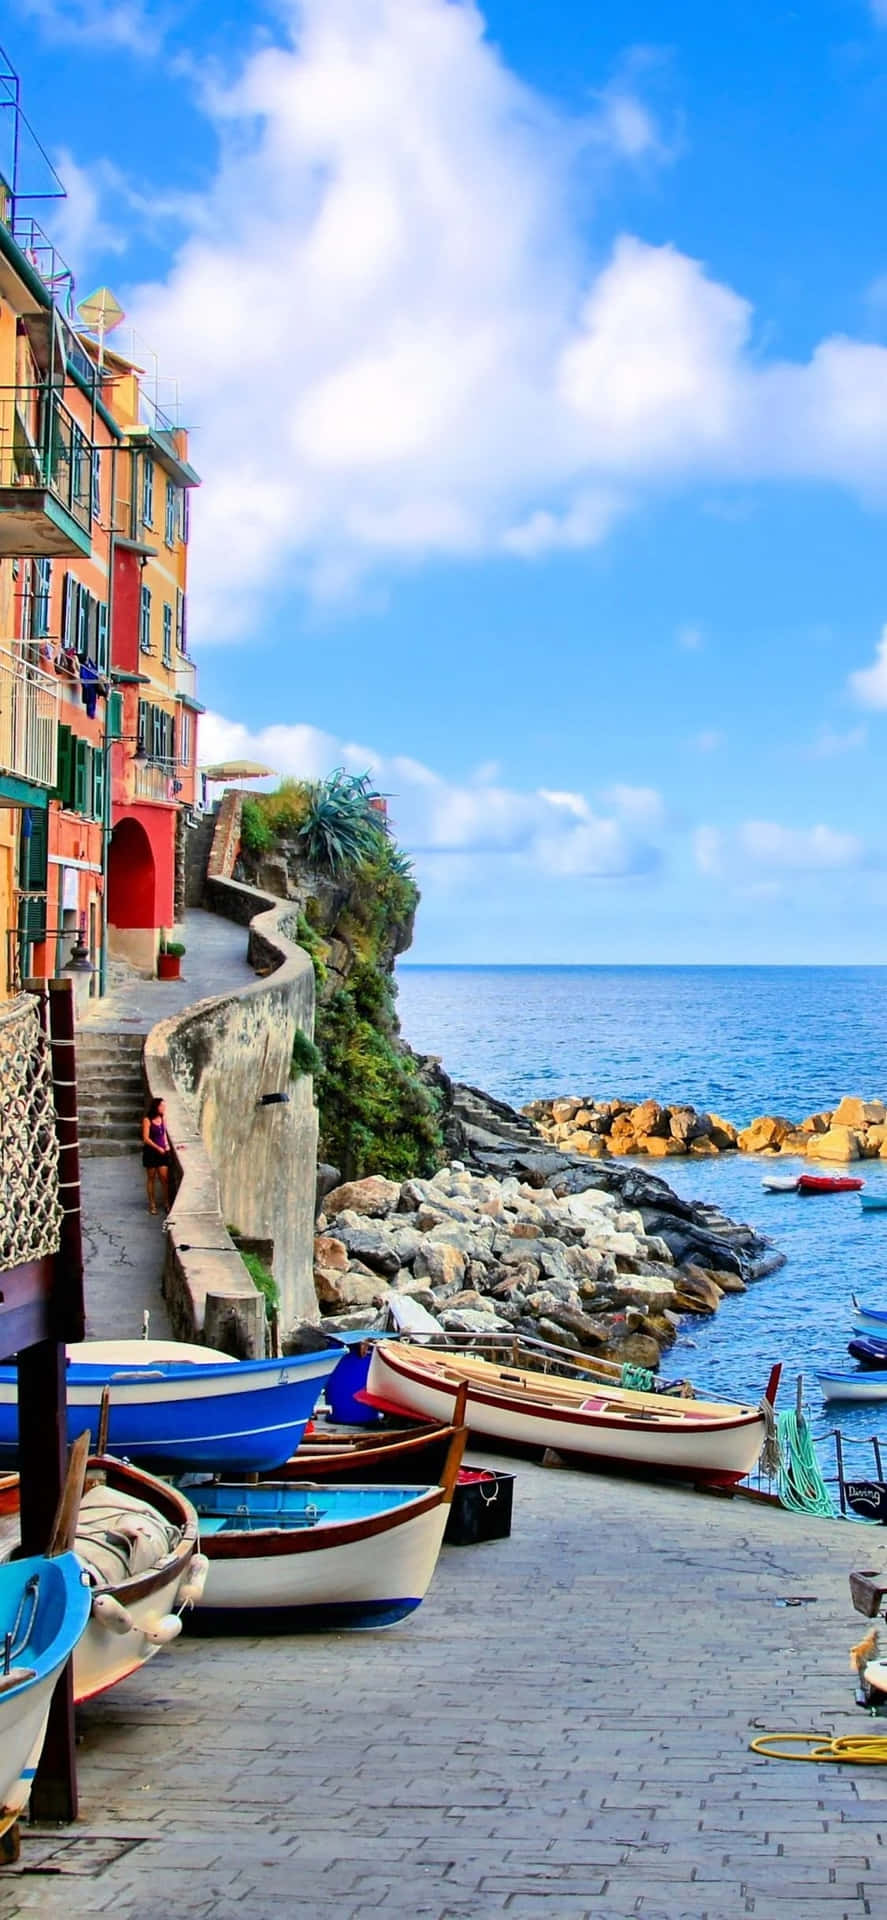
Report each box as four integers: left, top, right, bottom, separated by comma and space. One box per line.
91, 1593, 134, 1635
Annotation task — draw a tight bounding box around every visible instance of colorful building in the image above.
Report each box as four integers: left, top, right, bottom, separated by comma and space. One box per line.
0, 48, 200, 999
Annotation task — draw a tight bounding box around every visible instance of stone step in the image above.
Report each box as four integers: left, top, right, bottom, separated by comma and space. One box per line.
79, 1100, 145, 1124
80, 1138, 141, 1158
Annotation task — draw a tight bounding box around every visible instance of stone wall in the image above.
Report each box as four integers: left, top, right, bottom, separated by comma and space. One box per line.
144, 877, 319, 1356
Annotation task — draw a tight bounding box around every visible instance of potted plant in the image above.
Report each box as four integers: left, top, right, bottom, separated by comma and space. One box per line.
157, 930, 186, 980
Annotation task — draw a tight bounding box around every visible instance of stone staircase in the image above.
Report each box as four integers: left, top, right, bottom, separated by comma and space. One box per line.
76, 1029, 146, 1157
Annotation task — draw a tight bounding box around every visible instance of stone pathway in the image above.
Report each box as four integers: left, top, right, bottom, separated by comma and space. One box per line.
78, 909, 255, 1342
7, 1452, 887, 1917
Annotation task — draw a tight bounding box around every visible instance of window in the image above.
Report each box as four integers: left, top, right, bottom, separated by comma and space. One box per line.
165, 479, 179, 546
175, 587, 187, 654
178, 707, 192, 768
91, 449, 101, 522
139, 583, 152, 653
162, 602, 172, 666
142, 457, 154, 527
182, 489, 190, 545
32, 558, 52, 639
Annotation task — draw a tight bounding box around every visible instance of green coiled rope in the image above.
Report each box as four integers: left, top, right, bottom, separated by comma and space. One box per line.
776, 1407, 836, 1517
620, 1364, 655, 1392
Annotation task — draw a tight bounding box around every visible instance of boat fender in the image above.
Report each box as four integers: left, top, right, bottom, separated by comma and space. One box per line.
177, 1552, 209, 1608
141, 1612, 183, 1646
91, 1593, 135, 1635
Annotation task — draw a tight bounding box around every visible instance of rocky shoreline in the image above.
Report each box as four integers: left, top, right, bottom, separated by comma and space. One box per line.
525, 1091, 887, 1163
305, 1083, 784, 1375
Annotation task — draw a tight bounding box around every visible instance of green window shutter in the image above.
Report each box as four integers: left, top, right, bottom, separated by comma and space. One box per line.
152, 705, 162, 760
97, 601, 108, 674
74, 737, 89, 814
55, 724, 72, 804
92, 746, 105, 823
137, 698, 147, 753
108, 690, 123, 741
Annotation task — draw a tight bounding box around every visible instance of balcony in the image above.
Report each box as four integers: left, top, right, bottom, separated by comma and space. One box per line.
0, 389, 94, 558
132, 760, 177, 804
0, 646, 59, 791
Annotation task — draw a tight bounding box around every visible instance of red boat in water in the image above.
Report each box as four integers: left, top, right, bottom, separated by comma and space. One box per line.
797, 1174, 864, 1195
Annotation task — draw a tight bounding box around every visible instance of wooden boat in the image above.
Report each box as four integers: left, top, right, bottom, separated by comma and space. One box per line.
797, 1174, 864, 1195
0, 1552, 91, 1825
761, 1174, 800, 1193
0, 1348, 344, 1474
847, 1336, 887, 1370
0, 1459, 204, 1703
365, 1341, 779, 1489
186, 1427, 466, 1632
852, 1296, 887, 1337
816, 1370, 887, 1404
265, 1419, 458, 1486
860, 1195, 887, 1213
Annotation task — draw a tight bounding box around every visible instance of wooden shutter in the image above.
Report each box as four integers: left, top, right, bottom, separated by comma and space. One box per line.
107, 690, 123, 741
97, 600, 108, 673
55, 724, 73, 806
92, 745, 105, 823
73, 736, 89, 814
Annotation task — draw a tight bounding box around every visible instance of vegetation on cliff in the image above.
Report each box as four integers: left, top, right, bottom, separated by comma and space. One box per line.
239, 772, 444, 1181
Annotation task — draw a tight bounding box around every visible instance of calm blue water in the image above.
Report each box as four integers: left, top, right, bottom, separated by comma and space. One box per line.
396, 965, 887, 1465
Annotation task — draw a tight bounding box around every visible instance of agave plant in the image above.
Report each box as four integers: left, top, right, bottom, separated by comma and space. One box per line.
295, 771, 379, 875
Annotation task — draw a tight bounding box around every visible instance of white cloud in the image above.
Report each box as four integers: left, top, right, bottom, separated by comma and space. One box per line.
49, 150, 127, 275
804, 724, 867, 758
736, 820, 863, 871
849, 627, 887, 708
677, 623, 704, 651
108, 0, 887, 640
199, 710, 662, 879
19, 0, 162, 51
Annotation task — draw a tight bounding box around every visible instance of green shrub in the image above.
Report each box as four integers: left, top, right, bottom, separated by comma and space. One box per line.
260, 779, 311, 836
291, 1028, 323, 1079
240, 795, 273, 855
295, 912, 328, 991
315, 986, 443, 1180
240, 1249, 279, 1314
295, 770, 380, 875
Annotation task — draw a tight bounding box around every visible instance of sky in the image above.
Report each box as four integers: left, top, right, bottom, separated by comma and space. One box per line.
8, 0, 887, 962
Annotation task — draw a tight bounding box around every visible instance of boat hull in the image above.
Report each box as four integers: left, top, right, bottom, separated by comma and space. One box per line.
847, 1337, 887, 1370
797, 1175, 864, 1194
189, 1483, 456, 1633
0, 1553, 91, 1818
267, 1422, 456, 1486
0, 1460, 201, 1703
366, 1344, 768, 1488
860, 1198, 887, 1213
852, 1298, 887, 1335
844, 1480, 887, 1523
816, 1371, 887, 1404
0, 1351, 342, 1473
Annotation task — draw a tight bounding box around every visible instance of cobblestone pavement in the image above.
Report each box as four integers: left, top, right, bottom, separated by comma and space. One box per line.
7, 1452, 886, 1919
78, 908, 255, 1342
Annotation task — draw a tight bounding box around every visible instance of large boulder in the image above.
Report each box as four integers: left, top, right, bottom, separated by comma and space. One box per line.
737, 1115, 794, 1153
315, 1269, 387, 1310
689, 1135, 719, 1157
832, 1096, 887, 1130
551, 1097, 583, 1123
413, 1240, 468, 1290
777, 1130, 811, 1155
669, 1106, 707, 1144
806, 1125, 862, 1162
313, 1234, 348, 1273
333, 1222, 401, 1275
569, 1131, 610, 1157
640, 1135, 686, 1157
629, 1100, 671, 1138
707, 1114, 738, 1149
324, 1175, 401, 1218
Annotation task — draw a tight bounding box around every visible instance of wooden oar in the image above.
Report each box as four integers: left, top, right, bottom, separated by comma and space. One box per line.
48, 1430, 91, 1557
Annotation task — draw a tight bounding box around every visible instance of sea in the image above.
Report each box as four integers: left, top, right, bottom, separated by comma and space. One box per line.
396, 964, 887, 1474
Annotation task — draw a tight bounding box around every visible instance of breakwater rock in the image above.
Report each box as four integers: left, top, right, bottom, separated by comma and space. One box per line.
523, 1092, 887, 1163
310, 1084, 784, 1373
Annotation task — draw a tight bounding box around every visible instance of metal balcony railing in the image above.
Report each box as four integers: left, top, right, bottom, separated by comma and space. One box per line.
0, 386, 95, 534
0, 644, 59, 788
10, 214, 75, 313
133, 759, 179, 803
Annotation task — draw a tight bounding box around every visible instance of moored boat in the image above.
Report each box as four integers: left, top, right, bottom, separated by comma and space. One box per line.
0, 1552, 91, 1825
797, 1174, 864, 1195
816, 1370, 887, 1404
0, 1349, 344, 1473
186, 1426, 467, 1632
761, 1174, 801, 1193
264, 1419, 458, 1486
851, 1296, 887, 1336
0, 1459, 204, 1702
847, 1335, 887, 1370
860, 1195, 887, 1213
365, 1341, 778, 1489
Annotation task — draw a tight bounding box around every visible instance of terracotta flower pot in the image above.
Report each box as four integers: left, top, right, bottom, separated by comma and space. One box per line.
157, 952, 182, 980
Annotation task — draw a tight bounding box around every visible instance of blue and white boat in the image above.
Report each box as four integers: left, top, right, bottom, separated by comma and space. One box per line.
816, 1369, 887, 1405
186, 1428, 466, 1632
860, 1197, 887, 1213
851, 1295, 887, 1337
0, 1348, 344, 1474
0, 1552, 91, 1823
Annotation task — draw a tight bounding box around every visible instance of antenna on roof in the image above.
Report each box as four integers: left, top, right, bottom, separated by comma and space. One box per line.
75, 285, 125, 371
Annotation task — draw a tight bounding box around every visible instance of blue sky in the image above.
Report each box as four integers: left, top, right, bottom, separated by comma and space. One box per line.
9, 0, 887, 961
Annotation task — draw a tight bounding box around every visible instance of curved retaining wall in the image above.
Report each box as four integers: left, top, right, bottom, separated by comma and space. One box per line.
144, 877, 318, 1357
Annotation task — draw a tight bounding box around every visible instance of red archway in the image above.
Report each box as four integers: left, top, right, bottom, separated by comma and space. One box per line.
108, 816, 156, 930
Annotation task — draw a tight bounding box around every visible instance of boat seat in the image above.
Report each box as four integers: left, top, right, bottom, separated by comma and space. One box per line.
195, 1517, 228, 1535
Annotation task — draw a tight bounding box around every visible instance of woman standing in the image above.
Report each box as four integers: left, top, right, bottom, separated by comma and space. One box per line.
141, 1097, 172, 1215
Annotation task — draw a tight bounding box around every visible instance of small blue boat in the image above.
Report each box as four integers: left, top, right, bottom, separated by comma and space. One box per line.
848, 1335, 887, 1369
860, 1196, 887, 1213
852, 1295, 887, 1337
0, 1553, 91, 1821
185, 1428, 466, 1632
0, 1348, 344, 1473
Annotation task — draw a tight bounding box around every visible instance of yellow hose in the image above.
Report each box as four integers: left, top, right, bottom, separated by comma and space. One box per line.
750, 1731, 887, 1764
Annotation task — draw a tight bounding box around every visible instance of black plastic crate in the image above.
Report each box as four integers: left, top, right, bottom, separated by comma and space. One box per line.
444, 1468, 515, 1546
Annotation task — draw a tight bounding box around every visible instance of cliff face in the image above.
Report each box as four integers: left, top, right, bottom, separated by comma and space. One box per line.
235, 794, 443, 1184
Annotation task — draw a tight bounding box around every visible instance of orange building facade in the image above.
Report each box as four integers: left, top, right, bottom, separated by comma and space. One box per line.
0, 56, 201, 998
